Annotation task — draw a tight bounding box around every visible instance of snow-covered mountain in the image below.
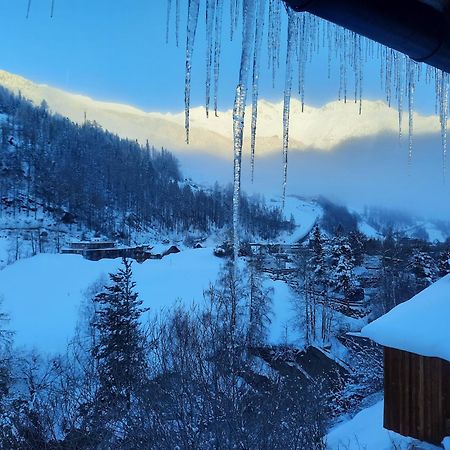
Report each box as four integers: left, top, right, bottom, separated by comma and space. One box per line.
0, 69, 441, 157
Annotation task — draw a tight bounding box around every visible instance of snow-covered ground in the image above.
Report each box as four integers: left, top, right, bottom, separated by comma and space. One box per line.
274, 195, 322, 243
327, 400, 442, 450
0, 248, 308, 354
357, 220, 382, 239
0, 243, 364, 355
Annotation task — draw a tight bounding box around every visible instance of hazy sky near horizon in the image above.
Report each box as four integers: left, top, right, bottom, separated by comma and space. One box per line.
0, 0, 440, 114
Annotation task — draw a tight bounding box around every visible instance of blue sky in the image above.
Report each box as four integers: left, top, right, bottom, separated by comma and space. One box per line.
0, 0, 438, 114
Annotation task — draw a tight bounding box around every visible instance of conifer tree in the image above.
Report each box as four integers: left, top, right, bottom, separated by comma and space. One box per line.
309, 224, 326, 284
330, 236, 355, 298
92, 258, 149, 424
438, 250, 450, 277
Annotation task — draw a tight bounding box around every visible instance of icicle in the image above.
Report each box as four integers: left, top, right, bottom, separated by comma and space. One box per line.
385, 49, 393, 107
166, 0, 172, 44
26, 0, 32, 18
281, 9, 297, 208
176, 0, 180, 47
230, 0, 241, 41
230, 0, 235, 41
184, 0, 200, 144
250, 0, 266, 182
358, 35, 363, 114
337, 29, 348, 102
234, 0, 242, 33
267, 0, 281, 88
298, 14, 307, 112
326, 22, 332, 79
233, 84, 246, 263
352, 33, 363, 114
205, 0, 216, 117
397, 55, 404, 138
50, 0, 55, 17
407, 59, 415, 168
213, 0, 224, 116
232, 0, 257, 263
438, 71, 449, 182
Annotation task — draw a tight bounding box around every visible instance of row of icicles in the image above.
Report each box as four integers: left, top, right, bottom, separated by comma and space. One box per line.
167, 0, 450, 261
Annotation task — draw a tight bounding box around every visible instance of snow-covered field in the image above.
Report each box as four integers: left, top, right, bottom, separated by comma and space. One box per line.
327, 400, 442, 450
0, 248, 315, 354
0, 249, 222, 353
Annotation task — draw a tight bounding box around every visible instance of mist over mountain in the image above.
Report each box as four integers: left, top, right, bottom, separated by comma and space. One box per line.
0, 69, 448, 220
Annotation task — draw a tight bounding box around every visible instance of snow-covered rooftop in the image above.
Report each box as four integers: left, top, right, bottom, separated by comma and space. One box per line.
361, 275, 450, 362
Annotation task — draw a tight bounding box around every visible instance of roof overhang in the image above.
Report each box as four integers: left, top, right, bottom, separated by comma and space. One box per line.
283, 0, 450, 73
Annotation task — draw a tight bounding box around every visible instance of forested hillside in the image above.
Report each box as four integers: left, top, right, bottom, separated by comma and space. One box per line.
0, 87, 292, 241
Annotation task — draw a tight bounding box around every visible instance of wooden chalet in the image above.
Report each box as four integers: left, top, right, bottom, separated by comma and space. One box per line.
362, 276, 450, 446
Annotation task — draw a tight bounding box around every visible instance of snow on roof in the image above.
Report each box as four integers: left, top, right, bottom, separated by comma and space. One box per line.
361, 275, 450, 362
148, 244, 171, 255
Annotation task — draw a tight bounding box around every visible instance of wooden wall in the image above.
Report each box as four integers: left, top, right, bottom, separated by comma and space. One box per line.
384, 347, 450, 445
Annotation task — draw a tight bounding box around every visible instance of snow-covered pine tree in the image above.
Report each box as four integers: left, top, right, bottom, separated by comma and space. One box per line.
330, 235, 355, 298
308, 224, 333, 345
91, 258, 149, 430
309, 224, 326, 284
410, 249, 437, 288
348, 230, 366, 266
437, 250, 450, 277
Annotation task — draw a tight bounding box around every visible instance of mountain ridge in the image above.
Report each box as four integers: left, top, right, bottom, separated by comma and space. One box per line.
0, 69, 441, 158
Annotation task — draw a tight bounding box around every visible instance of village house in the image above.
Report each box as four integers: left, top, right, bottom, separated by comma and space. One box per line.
361, 276, 450, 446
62, 241, 181, 262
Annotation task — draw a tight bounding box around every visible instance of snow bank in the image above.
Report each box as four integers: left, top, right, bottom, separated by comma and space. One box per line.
327, 401, 440, 450
361, 275, 450, 362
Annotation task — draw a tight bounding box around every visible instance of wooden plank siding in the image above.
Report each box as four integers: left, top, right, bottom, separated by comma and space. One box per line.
384, 347, 450, 445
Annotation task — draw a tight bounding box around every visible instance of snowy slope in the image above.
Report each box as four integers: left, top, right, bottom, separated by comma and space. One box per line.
273, 196, 322, 243
0, 70, 441, 157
